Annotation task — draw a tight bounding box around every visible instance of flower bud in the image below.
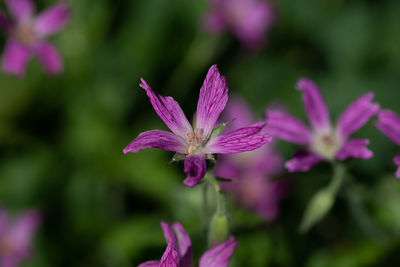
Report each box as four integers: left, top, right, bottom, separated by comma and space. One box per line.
208, 213, 229, 246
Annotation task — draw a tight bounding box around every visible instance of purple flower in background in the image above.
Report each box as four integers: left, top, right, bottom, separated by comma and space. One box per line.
375, 109, 400, 178
0, 0, 70, 76
138, 221, 237, 267
0, 207, 41, 267
266, 78, 379, 172
124, 65, 271, 187
203, 0, 275, 49
214, 95, 288, 221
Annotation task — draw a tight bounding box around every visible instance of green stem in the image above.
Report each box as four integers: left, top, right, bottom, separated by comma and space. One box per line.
327, 162, 346, 195
207, 173, 226, 215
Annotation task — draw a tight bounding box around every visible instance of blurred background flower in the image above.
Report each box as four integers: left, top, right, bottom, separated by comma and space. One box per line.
0, 0, 400, 266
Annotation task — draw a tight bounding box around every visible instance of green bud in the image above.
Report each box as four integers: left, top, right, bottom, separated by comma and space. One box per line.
209, 119, 235, 139
208, 213, 229, 246
300, 189, 335, 233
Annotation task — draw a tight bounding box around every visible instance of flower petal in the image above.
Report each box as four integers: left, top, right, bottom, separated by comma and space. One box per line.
375, 109, 400, 146
34, 3, 70, 37
205, 122, 271, 154
0, 10, 11, 33
34, 41, 63, 74
296, 78, 331, 131
5, 209, 40, 258
199, 236, 238, 267
285, 150, 322, 172
183, 154, 206, 187
394, 155, 400, 179
2, 39, 31, 76
335, 138, 373, 161
137, 261, 159, 267
140, 79, 193, 140
160, 244, 179, 267
196, 65, 228, 138
5, 0, 34, 21
123, 130, 186, 154
336, 92, 379, 139
160, 221, 192, 267
202, 10, 226, 33
265, 110, 312, 145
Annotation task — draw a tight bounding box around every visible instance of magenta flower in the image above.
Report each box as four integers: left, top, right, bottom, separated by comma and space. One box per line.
0, 207, 41, 267
138, 221, 237, 267
375, 109, 400, 178
214, 95, 288, 221
203, 0, 275, 49
124, 65, 271, 187
266, 78, 379, 172
0, 0, 70, 76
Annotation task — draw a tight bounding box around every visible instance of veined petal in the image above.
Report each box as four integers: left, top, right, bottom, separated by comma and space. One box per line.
5, 0, 34, 21
160, 221, 192, 267
183, 154, 206, 187
2, 39, 31, 77
34, 3, 70, 37
140, 79, 193, 140
265, 110, 312, 145
336, 138, 373, 161
285, 150, 322, 172
375, 109, 400, 146
394, 155, 400, 179
34, 42, 63, 74
296, 78, 331, 131
160, 244, 179, 267
196, 65, 228, 138
137, 261, 159, 267
336, 92, 379, 139
123, 130, 186, 154
204, 122, 271, 154
199, 236, 238, 267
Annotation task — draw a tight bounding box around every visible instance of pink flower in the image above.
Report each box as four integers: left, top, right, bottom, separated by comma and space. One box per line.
138, 221, 237, 267
214, 95, 288, 221
266, 78, 379, 172
0, 0, 70, 76
375, 109, 400, 178
203, 0, 275, 49
124, 65, 271, 187
0, 207, 41, 267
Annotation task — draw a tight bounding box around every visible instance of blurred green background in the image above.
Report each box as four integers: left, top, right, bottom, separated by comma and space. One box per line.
1, 0, 400, 266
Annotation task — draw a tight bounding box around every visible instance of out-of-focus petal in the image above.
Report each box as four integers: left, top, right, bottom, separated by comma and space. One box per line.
198, 236, 238, 267
214, 156, 241, 179
2, 39, 31, 77
159, 244, 179, 267
140, 79, 193, 140
266, 110, 312, 145
336, 92, 379, 139
123, 130, 186, 154
137, 260, 159, 267
335, 138, 373, 161
0, 206, 8, 232
5, 0, 34, 21
0, 10, 11, 33
34, 41, 63, 74
6, 209, 40, 258
296, 78, 331, 131
183, 154, 207, 187
204, 122, 271, 154
220, 94, 253, 133
394, 155, 400, 179
202, 11, 226, 33
285, 150, 322, 172
375, 109, 400, 146
196, 65, 228, 138
34, 3, 70, 37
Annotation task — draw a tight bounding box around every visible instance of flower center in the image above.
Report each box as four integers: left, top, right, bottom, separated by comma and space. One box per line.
187, 128, 205, 154
311, 131, 340, 160
13, 21, 37, 45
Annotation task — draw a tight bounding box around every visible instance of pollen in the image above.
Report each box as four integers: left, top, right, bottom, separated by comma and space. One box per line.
186, 128, 205, 154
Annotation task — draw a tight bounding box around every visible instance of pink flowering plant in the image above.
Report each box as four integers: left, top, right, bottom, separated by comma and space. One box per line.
0, 207, 41, 267
0, 0, 70, 76
375, 109, 400, 178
